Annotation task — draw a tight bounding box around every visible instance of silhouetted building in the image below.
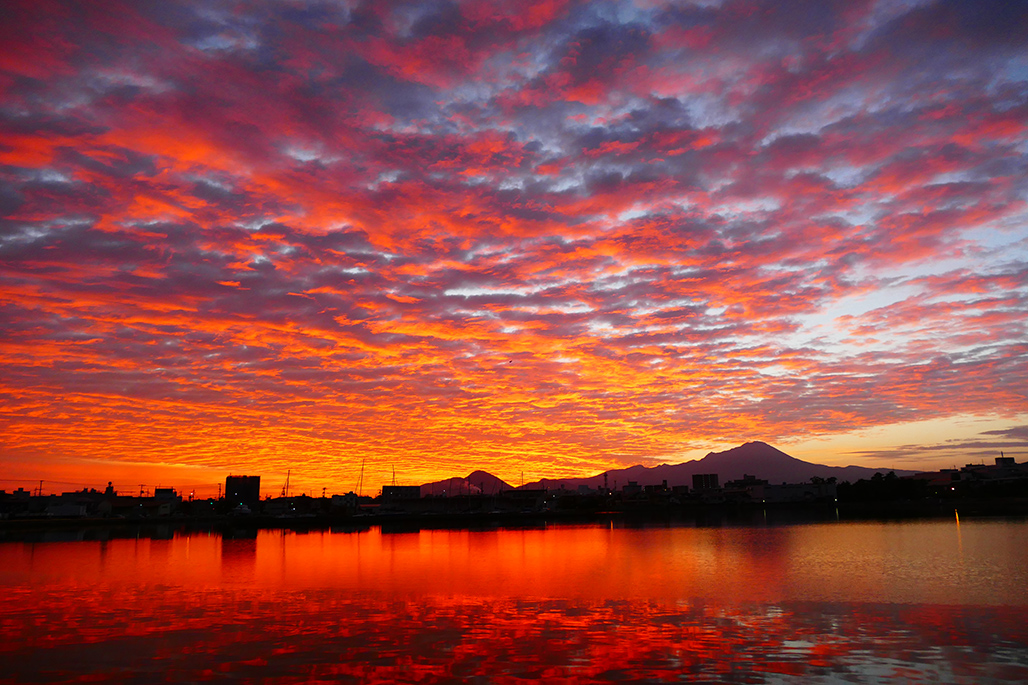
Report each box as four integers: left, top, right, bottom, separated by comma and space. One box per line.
331, 492, 359, 513
725, 480, 837, 504
45, 501, 87, 517
692, 473, 719, 490
500, 488, 547, 511
762, 481, 836, 503
226, 475, 260, 507
154, 487, 179, 501
263, 495, 318, 517
724, 474, 768, 488
381, 485, 421, 500
96, 495, 175, 518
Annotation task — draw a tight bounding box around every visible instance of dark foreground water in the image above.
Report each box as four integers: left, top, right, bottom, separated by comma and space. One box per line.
2, 519, 1026, 683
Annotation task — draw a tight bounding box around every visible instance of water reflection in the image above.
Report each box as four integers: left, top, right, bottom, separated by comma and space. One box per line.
2, 589, 1025, 683
221, 533, 258, 581
1, 520, 1026, 683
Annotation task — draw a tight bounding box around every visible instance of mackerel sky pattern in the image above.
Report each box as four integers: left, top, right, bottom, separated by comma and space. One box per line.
1, 0, 1027, 490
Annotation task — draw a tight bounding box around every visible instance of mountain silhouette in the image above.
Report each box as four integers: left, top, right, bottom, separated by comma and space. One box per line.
420, 470, 513, 497
516, 441, 916, 490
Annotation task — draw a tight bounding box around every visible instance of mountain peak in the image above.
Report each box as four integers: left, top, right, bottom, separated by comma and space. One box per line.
437, 470, 513, 494
704, 441, 796, 461
421, 442, 914, 493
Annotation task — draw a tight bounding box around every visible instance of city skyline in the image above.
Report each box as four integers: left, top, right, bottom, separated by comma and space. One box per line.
2, 0, 1027, 497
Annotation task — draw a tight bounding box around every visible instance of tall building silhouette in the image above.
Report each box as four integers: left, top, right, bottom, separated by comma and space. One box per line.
692, 473, 719, 490
226, 475, 260, 507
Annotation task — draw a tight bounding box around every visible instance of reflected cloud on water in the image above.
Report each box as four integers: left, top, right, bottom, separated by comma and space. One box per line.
1, 521, 1026, 683
3, 590, 1026, 683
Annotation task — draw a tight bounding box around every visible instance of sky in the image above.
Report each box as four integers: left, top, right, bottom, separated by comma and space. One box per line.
2, 0, 1027, 497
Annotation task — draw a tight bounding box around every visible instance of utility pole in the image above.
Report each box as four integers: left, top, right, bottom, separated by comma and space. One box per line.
37, 480, 43, 497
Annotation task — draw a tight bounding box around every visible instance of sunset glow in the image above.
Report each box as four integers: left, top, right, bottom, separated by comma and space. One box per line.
6, 525, 1026, 682
2, 0, 1027, 496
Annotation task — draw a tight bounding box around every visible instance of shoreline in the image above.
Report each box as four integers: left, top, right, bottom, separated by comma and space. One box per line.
3, 497, 1027, 541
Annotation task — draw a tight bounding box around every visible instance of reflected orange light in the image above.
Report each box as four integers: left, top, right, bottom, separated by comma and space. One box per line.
2, 523, 1027, 683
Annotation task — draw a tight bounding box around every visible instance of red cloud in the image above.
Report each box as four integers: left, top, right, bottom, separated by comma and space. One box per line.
1, 0, 1026, 491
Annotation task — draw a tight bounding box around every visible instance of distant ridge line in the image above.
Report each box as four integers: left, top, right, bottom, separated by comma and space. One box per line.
419, 441, 917, 493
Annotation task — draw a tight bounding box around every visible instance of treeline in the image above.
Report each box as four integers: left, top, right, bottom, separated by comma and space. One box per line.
837, 472, 929, 502
837, 471, 1028, 502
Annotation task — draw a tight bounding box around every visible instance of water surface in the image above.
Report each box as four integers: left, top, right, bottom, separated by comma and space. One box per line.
2, 519, 1026, 683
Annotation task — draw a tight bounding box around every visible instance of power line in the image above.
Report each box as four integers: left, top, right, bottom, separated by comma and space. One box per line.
0, 478, 99, 487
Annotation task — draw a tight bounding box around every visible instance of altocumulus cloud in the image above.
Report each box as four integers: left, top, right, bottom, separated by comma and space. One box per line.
1, 0, 1026, 488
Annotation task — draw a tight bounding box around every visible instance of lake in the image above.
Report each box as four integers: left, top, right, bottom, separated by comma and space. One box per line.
2, 518, 1026, 683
